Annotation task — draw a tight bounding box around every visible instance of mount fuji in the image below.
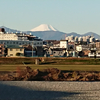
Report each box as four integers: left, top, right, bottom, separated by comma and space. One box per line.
30, 24, 58, 32
0, 25, 100, 40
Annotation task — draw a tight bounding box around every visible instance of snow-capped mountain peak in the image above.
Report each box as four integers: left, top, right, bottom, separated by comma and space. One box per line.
30, 24, 58, 32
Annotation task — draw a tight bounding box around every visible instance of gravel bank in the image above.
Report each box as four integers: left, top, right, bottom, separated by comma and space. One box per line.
0, 81, 100, 100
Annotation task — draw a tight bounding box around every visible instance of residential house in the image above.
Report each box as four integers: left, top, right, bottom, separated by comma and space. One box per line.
46, 48, 66, 57
60, 40, 68, 48
53, 41, 60, 48
6, 45, 24, 57
24, 45, 43, 57
24, 45, 37, 57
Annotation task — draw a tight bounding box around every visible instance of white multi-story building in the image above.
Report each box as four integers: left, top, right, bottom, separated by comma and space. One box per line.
89, 37, 95, 43
0, 32, 18, 40
60, 40, 68, 49
65, 35, 95, 43
83, 36, 87, 42
78, 37, 83, 42
74, 36, 78, 42
0, 28, 43, 47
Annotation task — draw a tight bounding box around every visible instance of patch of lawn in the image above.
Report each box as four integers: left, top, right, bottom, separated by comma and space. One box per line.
0, 64, 100, 71
29, 65, 100, 71
0, 57, 100, 71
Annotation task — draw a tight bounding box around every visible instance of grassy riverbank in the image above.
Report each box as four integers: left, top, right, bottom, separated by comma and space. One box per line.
0, 57, 100, 71
0, 64, 100, 71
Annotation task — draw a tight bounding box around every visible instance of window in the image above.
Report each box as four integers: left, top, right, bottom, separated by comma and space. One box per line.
10, 49, 12, 51
10, 42, 12, 44
20, 49, 22, 51
19, 43, 21, 45
13, 42, 15, 44
16, 42, 18, 44
40, 42, 42, 45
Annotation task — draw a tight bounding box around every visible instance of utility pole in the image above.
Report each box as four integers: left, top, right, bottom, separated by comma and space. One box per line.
32, 42, 33, 57
73, 41, 75, 57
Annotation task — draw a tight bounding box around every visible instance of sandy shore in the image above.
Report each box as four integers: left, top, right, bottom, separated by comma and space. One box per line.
0, 81, 100, 100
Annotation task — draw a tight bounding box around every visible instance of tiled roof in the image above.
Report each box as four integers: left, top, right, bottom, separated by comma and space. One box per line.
6, 45, 24, 49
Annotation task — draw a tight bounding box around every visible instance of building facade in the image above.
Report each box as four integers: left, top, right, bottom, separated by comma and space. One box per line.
0, 28, 43, 52
7, 45, 24, 57
0, 44, 5, 57
60, 40, 68, 48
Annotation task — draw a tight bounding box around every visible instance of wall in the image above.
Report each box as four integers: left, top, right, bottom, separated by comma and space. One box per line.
7, 48, 24, 57
0, 33, 18, 40
60, 40, 68, 48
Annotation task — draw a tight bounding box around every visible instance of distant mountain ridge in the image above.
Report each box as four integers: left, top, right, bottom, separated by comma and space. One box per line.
0, 26, 21, 33
0, 26, 100, 40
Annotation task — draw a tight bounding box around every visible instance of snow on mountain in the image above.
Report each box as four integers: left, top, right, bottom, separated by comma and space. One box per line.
1, 26, 100, 40
30, 24, 58, 32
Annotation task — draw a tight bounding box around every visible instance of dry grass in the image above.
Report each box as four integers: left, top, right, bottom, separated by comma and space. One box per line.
0, 64, 100, 71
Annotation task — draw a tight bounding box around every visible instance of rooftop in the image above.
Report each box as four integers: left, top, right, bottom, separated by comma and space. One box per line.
6, 45, 24, 49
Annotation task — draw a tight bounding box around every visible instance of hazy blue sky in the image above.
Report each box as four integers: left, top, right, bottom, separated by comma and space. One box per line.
0, 0, 100, 34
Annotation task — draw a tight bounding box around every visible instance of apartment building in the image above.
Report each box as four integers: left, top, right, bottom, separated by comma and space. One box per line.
6, 45, 24, 57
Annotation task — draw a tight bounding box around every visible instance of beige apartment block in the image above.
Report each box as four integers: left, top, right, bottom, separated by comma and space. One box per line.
7, 45, 24, 57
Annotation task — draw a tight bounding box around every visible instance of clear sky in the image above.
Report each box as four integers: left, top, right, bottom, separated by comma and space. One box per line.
0, 0, 100, 34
